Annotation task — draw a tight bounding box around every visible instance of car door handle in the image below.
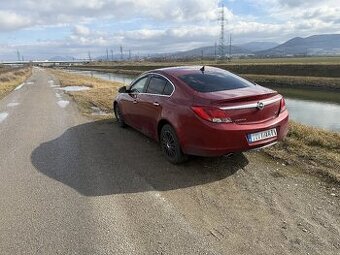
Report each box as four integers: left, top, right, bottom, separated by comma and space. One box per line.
153, 102, 160, 106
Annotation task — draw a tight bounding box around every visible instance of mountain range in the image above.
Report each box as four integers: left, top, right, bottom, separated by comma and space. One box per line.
48, 34, 340, 61
257, 34, 340, 56
169, 34, 340, 58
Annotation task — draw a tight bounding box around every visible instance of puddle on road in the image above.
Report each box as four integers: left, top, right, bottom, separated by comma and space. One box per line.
14, 83, 25, 90
59, 86, 91, 92
7, 103, 20, 107
57, 100, 70, 108
0, 112, 9, 123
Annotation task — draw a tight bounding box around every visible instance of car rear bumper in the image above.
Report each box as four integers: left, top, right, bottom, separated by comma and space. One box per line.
180, 110, 289, 157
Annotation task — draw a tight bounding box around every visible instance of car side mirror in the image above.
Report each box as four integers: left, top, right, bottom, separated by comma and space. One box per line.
118, 86, 128, 93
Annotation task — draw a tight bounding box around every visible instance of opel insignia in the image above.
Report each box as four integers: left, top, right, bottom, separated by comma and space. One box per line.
113, 66, 289, 163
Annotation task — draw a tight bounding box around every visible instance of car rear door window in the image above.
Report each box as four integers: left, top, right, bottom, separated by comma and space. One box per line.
163, 82, 174, 96
179, 71, 254, 92
146, 76, 167, 95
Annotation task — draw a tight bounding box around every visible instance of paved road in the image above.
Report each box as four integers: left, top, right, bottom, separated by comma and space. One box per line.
0, 68, 339, 254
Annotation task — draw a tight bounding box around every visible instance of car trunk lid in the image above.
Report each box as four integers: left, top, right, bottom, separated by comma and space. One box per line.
193, 86, 282, 124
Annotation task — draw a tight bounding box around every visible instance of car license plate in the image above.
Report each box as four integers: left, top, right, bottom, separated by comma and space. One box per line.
247, 128, 277, 143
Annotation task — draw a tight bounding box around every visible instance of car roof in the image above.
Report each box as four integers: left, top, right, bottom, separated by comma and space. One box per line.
149, 66, 229, 78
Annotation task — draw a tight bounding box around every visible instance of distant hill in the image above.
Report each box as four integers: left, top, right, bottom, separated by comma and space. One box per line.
237, 42, 279, 52
167, 45, 252, 59
257, 34, 340, 56
49, 56, 75, 61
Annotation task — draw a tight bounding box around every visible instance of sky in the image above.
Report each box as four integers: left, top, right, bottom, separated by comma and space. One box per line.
0, 0, 339, 60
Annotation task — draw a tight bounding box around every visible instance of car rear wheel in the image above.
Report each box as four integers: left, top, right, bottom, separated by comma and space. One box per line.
160, 124, 187, 164
114, 104, 126, 127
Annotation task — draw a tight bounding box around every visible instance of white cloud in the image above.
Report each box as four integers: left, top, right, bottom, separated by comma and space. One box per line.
0, 11, 31, 31
73, 25, 91, 36
1, 0, 340, 60
0, 0, 221, 32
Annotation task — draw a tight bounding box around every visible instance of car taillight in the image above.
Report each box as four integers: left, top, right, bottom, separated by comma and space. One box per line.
280, 98, 286, 113
191, 106, 232, 123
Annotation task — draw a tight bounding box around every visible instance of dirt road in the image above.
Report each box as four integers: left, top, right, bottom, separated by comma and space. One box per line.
0, 68, 339, 254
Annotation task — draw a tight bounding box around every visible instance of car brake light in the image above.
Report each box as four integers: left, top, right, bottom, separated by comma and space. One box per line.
280, 98, 286, 113
191, 106, 232, 123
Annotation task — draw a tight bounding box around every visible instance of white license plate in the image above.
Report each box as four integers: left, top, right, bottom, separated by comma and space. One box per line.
247, 128, 277, 143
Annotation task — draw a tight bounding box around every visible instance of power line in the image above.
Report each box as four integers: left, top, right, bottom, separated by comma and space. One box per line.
16, 50, 21, 61
229, 34, 232, 61
120, 45, 123, 60
218, 3, 225, 59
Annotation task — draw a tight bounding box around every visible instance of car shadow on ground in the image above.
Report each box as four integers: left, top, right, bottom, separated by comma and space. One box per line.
31, 119, 249, 196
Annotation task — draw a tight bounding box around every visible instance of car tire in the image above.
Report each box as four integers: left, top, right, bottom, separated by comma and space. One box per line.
114, 104, 126, 127
160, 124, 187, 164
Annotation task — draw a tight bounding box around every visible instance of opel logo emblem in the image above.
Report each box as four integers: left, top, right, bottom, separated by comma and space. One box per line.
257, 101, 264, 110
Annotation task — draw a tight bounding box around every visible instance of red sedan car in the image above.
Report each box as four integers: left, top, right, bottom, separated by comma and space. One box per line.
114, 66, 289, 163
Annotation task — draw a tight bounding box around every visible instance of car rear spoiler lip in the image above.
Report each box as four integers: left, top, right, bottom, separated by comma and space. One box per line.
219, 96, 282, 110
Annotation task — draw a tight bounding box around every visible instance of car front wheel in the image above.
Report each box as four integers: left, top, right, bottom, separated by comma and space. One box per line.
160, 124, 187, 164
114, 104, 126, 127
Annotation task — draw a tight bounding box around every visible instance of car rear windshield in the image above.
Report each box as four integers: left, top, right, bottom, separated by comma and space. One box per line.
179, 71, 254, 92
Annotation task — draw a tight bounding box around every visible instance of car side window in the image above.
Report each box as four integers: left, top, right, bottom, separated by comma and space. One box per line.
163, 81, 174, 96
130, 77, 148, 93
146, 76, 167, 95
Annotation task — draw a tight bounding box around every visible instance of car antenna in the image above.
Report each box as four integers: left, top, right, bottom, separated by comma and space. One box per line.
200, 65, 205, 74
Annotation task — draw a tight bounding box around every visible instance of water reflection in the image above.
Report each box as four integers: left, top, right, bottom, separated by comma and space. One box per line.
285, 98, 340, 131
70, 70, 135, 85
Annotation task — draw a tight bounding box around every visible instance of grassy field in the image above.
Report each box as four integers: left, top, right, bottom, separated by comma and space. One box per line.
49, 69, 340, 183
83, 56, 340, 65
0, 67, 32, 99
68, 66, 340, 91
71, 62, 340, 78
66, 57, 340, 91
241, 74, 340, 90
49, 69, 121, 114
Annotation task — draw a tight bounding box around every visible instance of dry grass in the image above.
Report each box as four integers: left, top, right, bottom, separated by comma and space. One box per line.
265, 121, 340, 182
49, 69, 122, 114
0, 67, 32, 99
242, 74, 340, 90
69, 65, 340, 91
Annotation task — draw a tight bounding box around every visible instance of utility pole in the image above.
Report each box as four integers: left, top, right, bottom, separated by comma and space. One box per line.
111, 49, 114, 61
218, 3, 225, 59
129, 50, 131, 60
120, 45, 123, 60
229, 34, 232, 61
106, 48, 109, 61
88, 51, 92, 61
17, 50, 21, 61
